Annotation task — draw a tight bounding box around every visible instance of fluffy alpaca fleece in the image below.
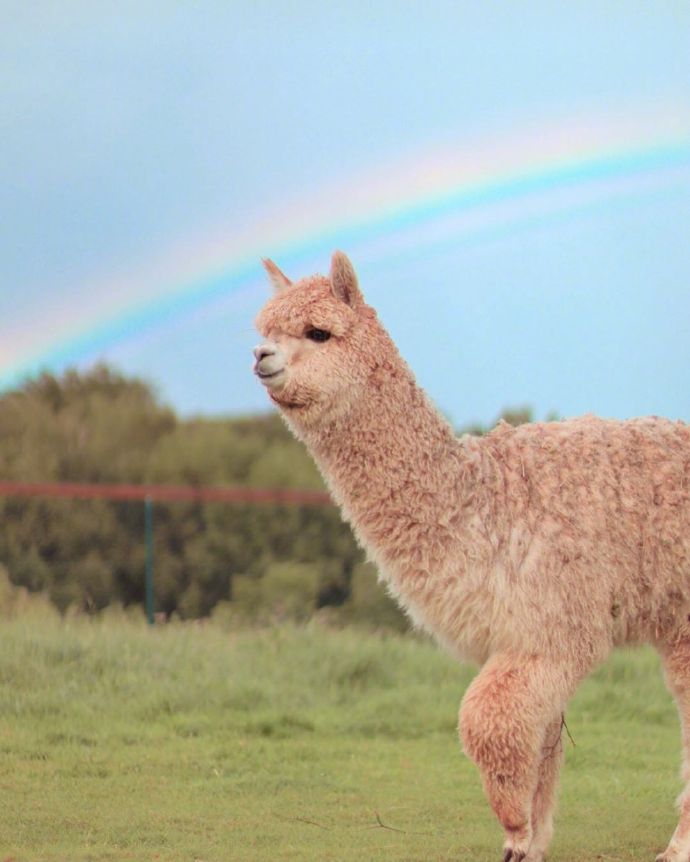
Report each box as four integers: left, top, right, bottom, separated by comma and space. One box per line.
253, 252, 690, 862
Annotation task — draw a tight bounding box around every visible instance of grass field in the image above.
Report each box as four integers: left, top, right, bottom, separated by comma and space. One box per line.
0, 606, 684, 861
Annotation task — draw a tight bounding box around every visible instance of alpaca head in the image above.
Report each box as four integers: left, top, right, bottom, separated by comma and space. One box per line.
254, 251, 389, 427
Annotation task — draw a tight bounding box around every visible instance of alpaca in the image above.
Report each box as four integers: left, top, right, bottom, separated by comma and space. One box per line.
253, 251, 690, 862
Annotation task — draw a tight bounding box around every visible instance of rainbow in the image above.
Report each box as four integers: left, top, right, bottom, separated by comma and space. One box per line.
3, 115, 690, 390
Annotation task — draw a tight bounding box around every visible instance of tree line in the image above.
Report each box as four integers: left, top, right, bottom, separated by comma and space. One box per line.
0, 365, 534, 626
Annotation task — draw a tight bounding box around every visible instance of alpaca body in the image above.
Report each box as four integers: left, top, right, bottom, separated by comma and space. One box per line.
300, 361, 690, 670
254, 253, 690, 862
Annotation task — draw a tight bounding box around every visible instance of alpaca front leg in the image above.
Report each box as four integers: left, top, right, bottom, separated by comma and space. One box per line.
658, 637, 690, 862
528, 716, 565, 860
459, 655, 573, 862
658, 791, 690, 862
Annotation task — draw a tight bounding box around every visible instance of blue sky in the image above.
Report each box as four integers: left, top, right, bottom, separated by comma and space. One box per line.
3, 2, 690, 426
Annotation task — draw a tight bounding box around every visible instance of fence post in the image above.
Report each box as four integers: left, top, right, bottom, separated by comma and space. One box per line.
145, 495, 154, 625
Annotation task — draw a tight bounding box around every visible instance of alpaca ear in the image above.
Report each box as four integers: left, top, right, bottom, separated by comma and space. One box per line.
262, 258, 292, 294
330, 251, 363, 308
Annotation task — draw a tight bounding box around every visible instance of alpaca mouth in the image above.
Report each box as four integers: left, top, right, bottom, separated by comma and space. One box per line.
254, 361, 286, 385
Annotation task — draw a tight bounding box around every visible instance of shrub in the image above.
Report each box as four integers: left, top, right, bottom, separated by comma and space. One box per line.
342, 562, 409, 631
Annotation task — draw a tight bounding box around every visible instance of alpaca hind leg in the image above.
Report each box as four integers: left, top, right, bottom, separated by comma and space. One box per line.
657, 637, 690, 862
459, 654, 575, 862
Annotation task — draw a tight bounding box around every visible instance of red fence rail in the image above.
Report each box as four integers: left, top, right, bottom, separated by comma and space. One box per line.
0, 480, 332, 507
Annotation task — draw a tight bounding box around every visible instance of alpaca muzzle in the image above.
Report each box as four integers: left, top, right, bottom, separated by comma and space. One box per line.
253, 342, 286, 387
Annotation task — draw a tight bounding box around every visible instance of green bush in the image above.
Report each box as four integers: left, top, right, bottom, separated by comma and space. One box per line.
0, 564, 59, 621
0, 366, 362, 620
260, 561, 320, 622
340, 562, 409, 632
230, 574, 265, 621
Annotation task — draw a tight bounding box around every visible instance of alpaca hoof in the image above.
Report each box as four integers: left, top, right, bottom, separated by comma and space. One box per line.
503, 850, 526, 862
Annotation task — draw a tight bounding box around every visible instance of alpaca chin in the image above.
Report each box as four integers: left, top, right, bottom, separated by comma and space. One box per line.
279, 387, 360, 433
269, 391, 307, 411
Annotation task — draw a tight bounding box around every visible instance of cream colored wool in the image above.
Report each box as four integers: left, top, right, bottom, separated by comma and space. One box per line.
254, 252, 690, 862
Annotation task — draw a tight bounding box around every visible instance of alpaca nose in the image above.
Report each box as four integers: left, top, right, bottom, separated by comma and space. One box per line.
253, 343, 276, 361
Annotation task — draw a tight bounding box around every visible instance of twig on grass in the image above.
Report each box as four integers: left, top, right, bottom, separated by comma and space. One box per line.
273, 809, 436, 836
370, 811, 434, 836
294, 816, 329, 829
372, 811, 407, 833
273, 812, 330, 830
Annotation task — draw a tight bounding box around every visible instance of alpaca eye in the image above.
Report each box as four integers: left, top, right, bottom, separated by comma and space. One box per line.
305, 328, 331, 343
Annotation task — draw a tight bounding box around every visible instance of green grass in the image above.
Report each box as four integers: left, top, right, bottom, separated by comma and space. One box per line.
0, 608, 683, 861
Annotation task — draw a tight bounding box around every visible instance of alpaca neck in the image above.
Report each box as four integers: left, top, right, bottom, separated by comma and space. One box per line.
296, 356, 467, 570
